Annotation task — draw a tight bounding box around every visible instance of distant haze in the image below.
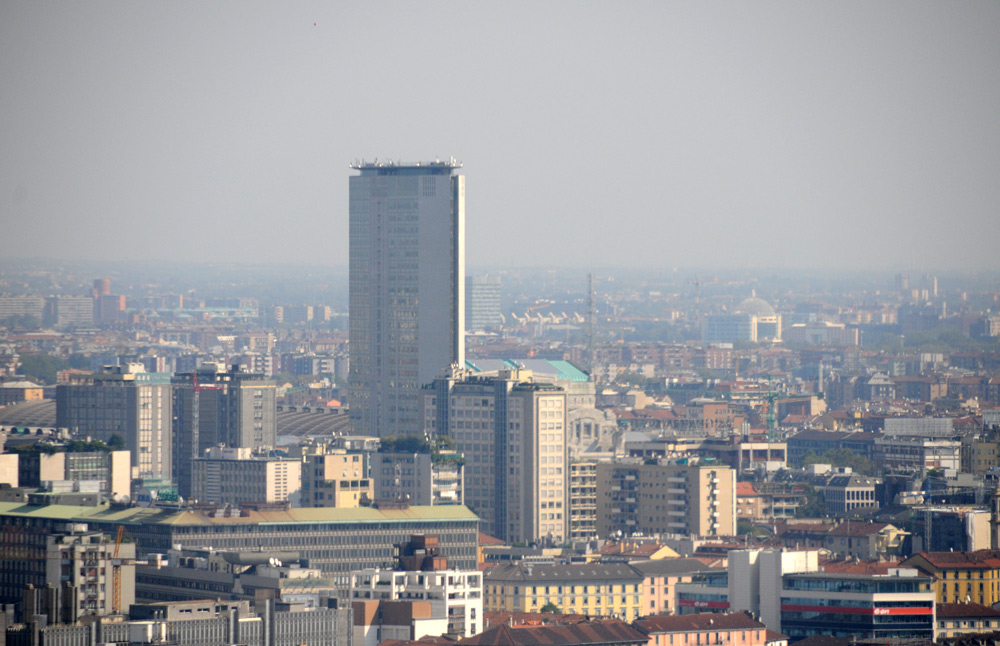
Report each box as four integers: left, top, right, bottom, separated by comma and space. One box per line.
2, 2, 998, 271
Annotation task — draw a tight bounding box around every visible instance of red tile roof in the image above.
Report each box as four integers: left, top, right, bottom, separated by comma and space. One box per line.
634, 612, 764, 634
937, 603, 1000, 619
820, 558, 901, 575
458, 620, 647, 646
825, 522, 893, 537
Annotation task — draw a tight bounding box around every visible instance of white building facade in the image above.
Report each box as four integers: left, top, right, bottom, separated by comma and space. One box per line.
349, 567, 483, 644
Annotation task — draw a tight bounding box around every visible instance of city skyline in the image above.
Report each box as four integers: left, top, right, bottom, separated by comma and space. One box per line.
2, 3, 999, 271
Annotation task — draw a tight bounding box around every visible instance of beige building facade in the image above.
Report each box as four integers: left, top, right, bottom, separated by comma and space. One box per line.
301, 451, 373, 508
596, 459, 735, 538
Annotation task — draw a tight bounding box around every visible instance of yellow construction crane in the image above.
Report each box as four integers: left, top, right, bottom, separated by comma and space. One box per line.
110, 525, 147, 615
112, 526, 123, 614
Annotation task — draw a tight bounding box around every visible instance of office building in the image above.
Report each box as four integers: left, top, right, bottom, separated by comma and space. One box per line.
0, 295, 45, 322
779, 570, 934, 641
676, 550, 818, 626
703, 295, 781, 344
349, 159, 465, 438
44, 295, 95, 329
8, 599, 353, 646
596, 458, 735, 539
0, 501, 480, 591
465, 274, 502, 330
373, 450, 464, 506
191, 446, 301, 506
423, 366, 567, 544
172, 364, 277, 499
17, 449, 130, 499
135, 546, 339, 606
56, 364, 173, 480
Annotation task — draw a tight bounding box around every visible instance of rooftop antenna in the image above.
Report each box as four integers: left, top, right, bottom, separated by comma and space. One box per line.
586, 273, 596, 378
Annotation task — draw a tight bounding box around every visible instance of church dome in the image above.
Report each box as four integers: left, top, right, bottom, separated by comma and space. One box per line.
735, 295, 776, 318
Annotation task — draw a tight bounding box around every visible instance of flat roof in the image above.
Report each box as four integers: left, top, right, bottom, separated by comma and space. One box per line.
350, 158, 461, 175
0, 501, 479, 527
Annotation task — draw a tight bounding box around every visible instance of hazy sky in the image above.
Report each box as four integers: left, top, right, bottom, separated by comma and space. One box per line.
2, 2, 998, 272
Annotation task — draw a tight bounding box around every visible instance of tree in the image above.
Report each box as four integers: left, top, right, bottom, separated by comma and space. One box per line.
795, 483, 828, 518
0, 314, 41, 330
801, 449, 874, 476
539, 602, 561, 613
107, 435, 126, 450
18, 354, 70, 384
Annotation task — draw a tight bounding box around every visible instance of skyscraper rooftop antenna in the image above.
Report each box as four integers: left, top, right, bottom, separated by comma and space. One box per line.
586, 273, 596, 378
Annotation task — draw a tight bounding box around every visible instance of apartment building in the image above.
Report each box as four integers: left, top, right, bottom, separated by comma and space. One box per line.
901, 549, 1000, 605
634, 613, 768, 646
300, 450, 372, 508
569, 461, 597, 541
483, 562, 644, 621
596, 458, 735, 538
0, 523, 136, 616
373, 450, 464, 506
423, 366, 568, 544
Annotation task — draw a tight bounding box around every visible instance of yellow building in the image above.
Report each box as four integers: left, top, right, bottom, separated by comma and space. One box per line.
484, 562, 644, 621
300, 451, 372, 508
900, 550, 1000, 606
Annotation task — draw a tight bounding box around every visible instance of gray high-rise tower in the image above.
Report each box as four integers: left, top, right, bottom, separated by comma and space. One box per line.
349, 159, 465, 437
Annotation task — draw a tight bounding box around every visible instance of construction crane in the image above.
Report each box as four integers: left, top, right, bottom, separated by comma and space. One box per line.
110, 526, 147, 615
112, 526, 123, 614
688, 276, 717, 323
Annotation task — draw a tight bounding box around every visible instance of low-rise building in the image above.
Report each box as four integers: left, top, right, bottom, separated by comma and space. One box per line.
457, 619, 648, 646
16, 448, 130, 499
191, 446, 301, 506
632, 558, 716, 617
484, 562, 644, 621
135, 546, 336, 606
635, 612, 768, 646
300, 449, 372, 508
901, 550, 1000, 606
936, 603, 1000, 639
373, 450, 464, 506
7, 598, 353, 646
816, 473, 881, 514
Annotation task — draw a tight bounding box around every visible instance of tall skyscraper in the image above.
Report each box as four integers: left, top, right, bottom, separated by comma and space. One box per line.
465, 274, 502, 330
349, 159, 465, 437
